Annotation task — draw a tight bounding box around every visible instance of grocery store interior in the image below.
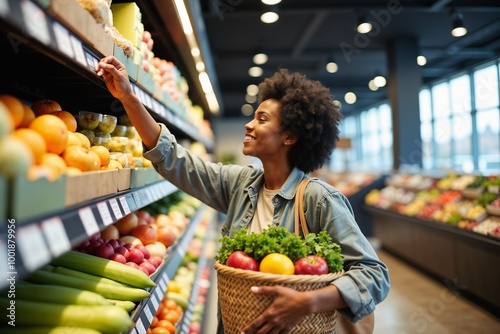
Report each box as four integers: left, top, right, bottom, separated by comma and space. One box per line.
1, 0, 500, 334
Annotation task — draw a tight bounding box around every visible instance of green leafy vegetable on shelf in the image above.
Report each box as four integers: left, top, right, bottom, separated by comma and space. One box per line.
466, 175, 488, 189
477, 192, 497, 206
215, 226, 344, 273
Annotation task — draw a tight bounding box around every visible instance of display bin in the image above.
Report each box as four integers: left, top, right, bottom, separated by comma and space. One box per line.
9, 174, 66, 223
130, 168, 161, 188
137, 68, 155, 94
65, 170, 118, 206
117, 168, 132, 191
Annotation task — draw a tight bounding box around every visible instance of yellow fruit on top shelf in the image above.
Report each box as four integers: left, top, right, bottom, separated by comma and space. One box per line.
12, 128, 47, 164
0, 135, 34, 179
63, 146, 100, 172
0, 101, 13, 139
90, 145, 111, 167
40, 152, 67, 180
27, 165, 55, 181
74, 131, 91, 149
67, 131, 83, 148
51, 110, 78, 132
29, 114, 69, 155
0, 94, 24, 128
66, 166, 83, 176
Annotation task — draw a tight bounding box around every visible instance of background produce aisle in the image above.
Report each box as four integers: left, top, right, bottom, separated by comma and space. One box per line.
0, 0, 220, 333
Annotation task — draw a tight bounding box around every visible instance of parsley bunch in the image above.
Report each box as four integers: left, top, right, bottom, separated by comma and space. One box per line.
215, 226, 344, 273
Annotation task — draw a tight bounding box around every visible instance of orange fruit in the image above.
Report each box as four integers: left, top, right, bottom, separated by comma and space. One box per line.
12, 128, 47, 164
162, 310, 181, 325
0, 101, 14, 139
75, 131, 91, 149
66, 166, 83, 175
19, 104, 36, 128
27, 165, 54, 181
0, 94, 24, 128
31, 98, 62, 116
51, 110, 77, 132
151, 327, 170, 334
90, 145, 110, 166
29, 114, 68, 154
40, 152, 67, 179
62, 146, 100, 172
156, 319, 175, 333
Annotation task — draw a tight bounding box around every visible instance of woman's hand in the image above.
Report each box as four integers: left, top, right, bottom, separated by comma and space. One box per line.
96, 56, 133, 101
241, 286, 312, 334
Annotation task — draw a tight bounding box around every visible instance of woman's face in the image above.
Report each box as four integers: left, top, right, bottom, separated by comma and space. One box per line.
242, 99, 289, 160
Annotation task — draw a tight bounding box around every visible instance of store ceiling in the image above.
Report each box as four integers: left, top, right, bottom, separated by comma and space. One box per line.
195, 0, 500, 119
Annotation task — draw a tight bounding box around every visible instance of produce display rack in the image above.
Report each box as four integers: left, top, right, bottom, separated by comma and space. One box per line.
365, 205, 500, 316
0, 179, 177, 290
0, 0, 214, 150
129, 204, 210, 333
0, 0, 219, 332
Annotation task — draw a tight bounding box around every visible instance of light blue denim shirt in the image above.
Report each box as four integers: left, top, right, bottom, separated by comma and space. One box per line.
143, 124, 390, 324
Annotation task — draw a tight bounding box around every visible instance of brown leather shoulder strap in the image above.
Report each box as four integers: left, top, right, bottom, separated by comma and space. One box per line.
294, 177, 313, 236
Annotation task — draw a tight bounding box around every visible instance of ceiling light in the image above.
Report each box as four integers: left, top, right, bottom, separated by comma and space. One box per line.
417, 55, 427, 66
326, 61, 338, 73
173, 0, 193, 35
241, 104, 254, 116
253, 52, 268, 65
374, 75, 386, 87
261, 8, 279, 24
357, 14, 372, 34
368, 80, 379, 91
191, 47, 200, 57
344, 92, 357, 104
245, 94, 257, 104
247, 84, 259, 96
249, 66, 263, 77
450, 9, 467, 37
261, 0, 281, 4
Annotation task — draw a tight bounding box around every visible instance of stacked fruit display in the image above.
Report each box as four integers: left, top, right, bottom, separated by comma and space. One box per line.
0, 94, 117, 181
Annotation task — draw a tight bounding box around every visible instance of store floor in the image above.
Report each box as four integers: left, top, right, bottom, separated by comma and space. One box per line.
201, 246, 500, 334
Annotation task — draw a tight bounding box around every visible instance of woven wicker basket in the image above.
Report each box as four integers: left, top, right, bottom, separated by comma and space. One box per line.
214, 261, 344, 334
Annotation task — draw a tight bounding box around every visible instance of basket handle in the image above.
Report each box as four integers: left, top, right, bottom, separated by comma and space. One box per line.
294, 177, 313, 236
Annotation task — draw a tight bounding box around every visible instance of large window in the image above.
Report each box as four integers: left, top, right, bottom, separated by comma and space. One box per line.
419, 60, 500, 174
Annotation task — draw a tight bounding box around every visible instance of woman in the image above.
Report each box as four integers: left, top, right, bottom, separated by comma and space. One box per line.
97, 56, 390, 334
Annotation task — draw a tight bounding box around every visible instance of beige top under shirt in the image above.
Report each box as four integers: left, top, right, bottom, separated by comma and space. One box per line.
248, 186, 279, 234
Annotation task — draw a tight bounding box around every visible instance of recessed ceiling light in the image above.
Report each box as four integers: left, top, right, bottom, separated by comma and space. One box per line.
247, 84, 259, 96
326, 61, 338, 73
261, 11, 279, 24
374, 75, 386, 87
253, 52, 268, 65
344, 92, 357, 104
261, 0, 282, 4
368, 80, 379, 91
417, 55, 427, 66
249, 66, 263, 77
241, 104, 254, 116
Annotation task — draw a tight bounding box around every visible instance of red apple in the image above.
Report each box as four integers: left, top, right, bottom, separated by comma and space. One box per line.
95, 243, 115, 259
110, 253, 127, 264
128, 248, 145, 265
139, 261, 156, 275
294, 255, 329, 275
226, 251, 259, 271
131, 224, 157, 245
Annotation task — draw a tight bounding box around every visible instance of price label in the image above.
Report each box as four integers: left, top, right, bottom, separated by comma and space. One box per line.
78, 207, 99, 236
41, 217, 70, 257
0, 0, 9, 17
109, 198, 123, 220
133, 192, 142, 208
97, 201, 113, 226
85, 52, 98, 72
151, 290, 160, 310
20, 0, 51, 45
70, 35, 87, 67
134, 318, 146, 334
17, 224, 50, 272
144, 305, 153, 322
119, 196, 131, 215
52, 22, 74, 58
159, 275, 169, 291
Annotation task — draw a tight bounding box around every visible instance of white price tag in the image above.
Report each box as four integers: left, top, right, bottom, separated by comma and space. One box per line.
119, 196, 131, 215
144, 306, 153, 322
109, 198, 123, 220
17, 224, 51, 272
70, 35, 87, 67
151, 290, 160, 310
134, 318, 146, 334
78, 207, 100, 236
159, 275, 169, 291
85, 52, 98, 72
41, 217, 70, 257
0, 0, 9, 17
20, 0, 51, 45
97, 201, 113, 226
52, 22, 74, 58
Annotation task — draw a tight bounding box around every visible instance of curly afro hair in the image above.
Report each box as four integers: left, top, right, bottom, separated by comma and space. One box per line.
258, 69, 343, 173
